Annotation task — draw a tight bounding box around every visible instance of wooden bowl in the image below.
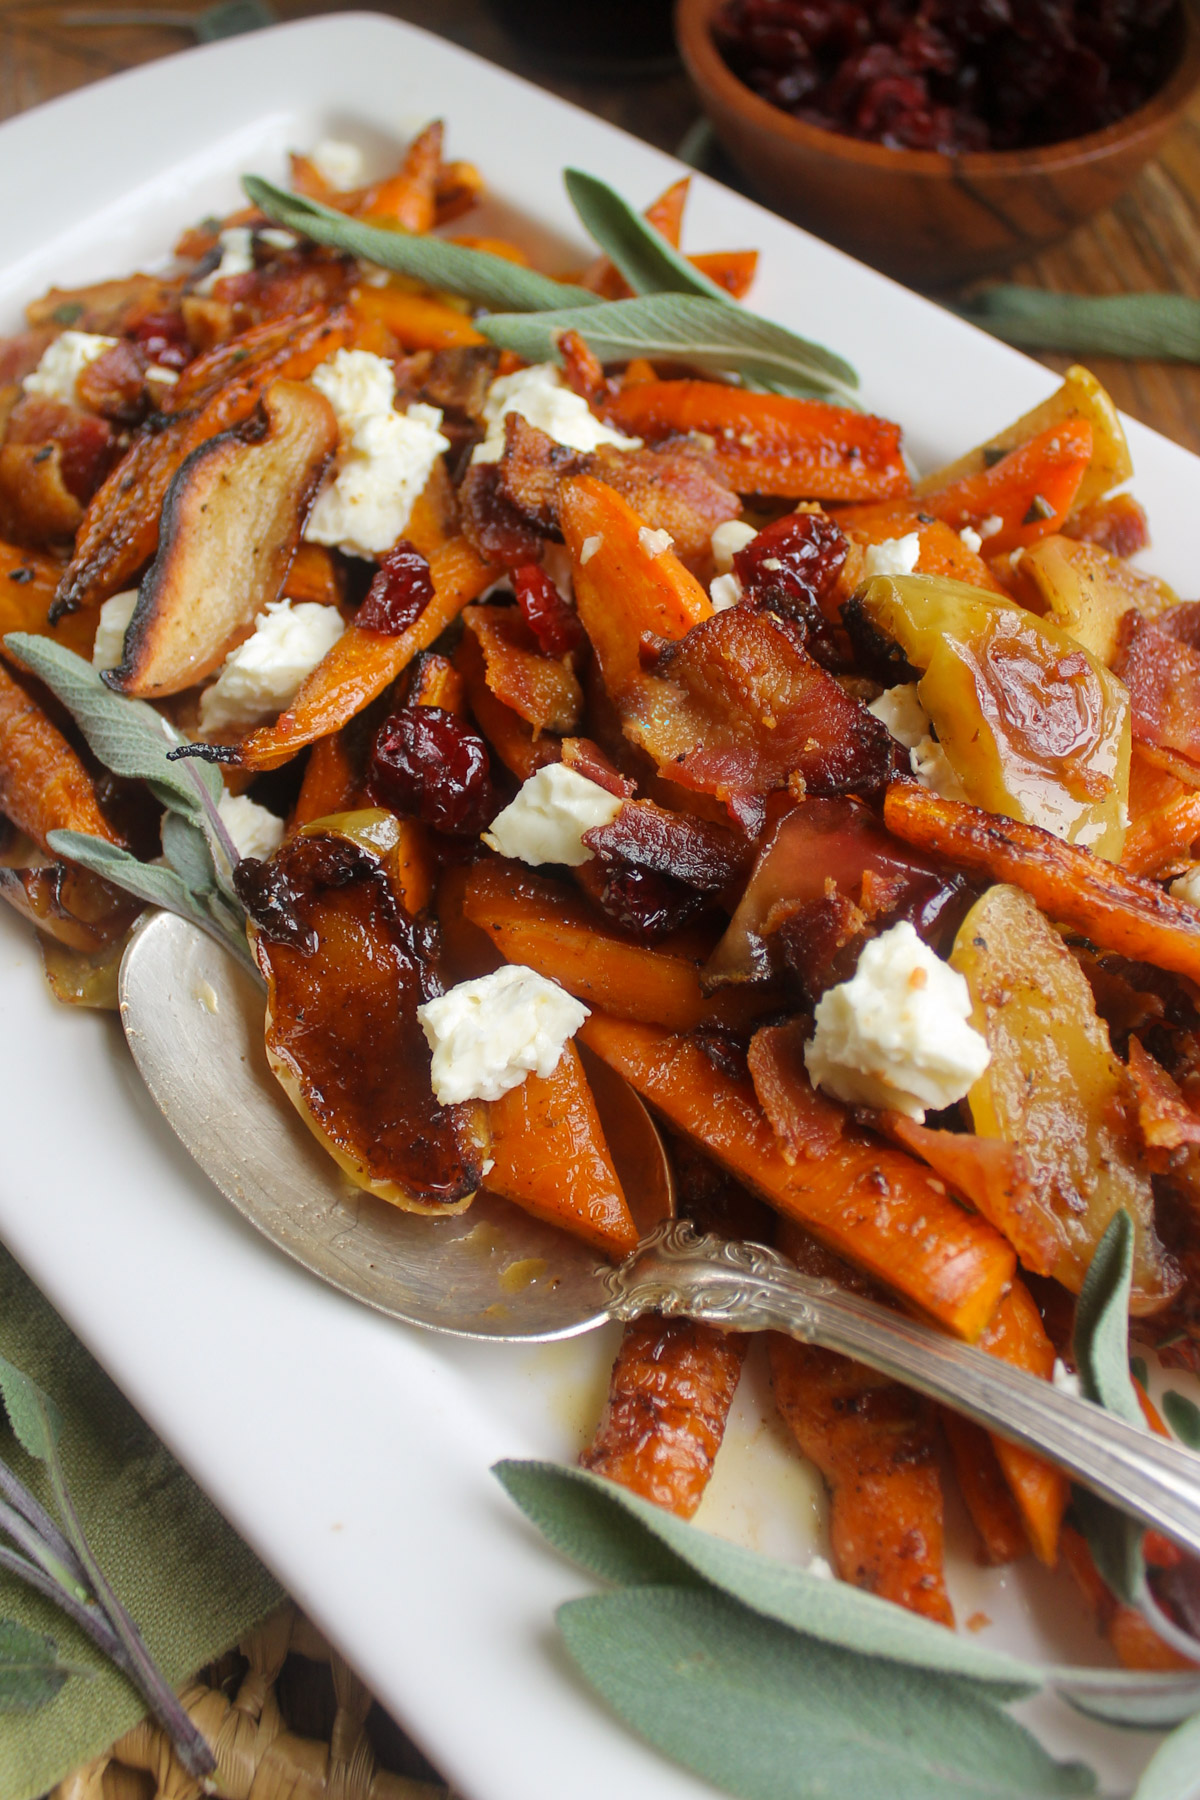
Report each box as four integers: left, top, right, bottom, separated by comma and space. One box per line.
675, 0, 1200, 288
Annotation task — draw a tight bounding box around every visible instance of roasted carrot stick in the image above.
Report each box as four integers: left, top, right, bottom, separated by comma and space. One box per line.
689, 249, 758, 299
580, 1013, 1016, 1340
770, 1331, 954, 1624
0, 661, 119, 852
289, 733, 359, 831
581, 1315, 749, 1515
976, 1282, 1069, 1566
1060, 1527, 1198, 1671
486, 1042, 638, 1258
355, 120, 443, 233
349, 286, 485, 352
1123, 789, 1200, 877
236, 539, 493, 770
941, 1414, 1030, 1566
884, 783, 1200, 984
606, 381, 910, 502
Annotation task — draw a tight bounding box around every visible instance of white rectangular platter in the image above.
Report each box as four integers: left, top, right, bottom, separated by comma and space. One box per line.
3, 15, 1200, 1797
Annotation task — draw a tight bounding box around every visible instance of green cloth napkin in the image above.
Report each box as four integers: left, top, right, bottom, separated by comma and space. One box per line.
0, 1245, 283, 1797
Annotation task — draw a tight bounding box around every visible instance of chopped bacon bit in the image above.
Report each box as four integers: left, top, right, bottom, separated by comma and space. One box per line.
1062, 492, 1150, 560
747, 1018, 846, 1160
1114, 606, 1200, 771
583, 798, 749, 892
559, 735, 635, 798
1127, 1036, 1200, 1153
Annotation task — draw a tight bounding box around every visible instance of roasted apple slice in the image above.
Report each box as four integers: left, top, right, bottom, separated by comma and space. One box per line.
105, 377, 337, 700
244, 813, 489, 1213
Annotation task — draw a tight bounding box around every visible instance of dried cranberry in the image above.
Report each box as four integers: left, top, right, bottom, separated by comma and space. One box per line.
512, 563, 585, 657
368, 705, 496, 836
127, 310, 193, 373
356, 541, 435, 635
735, 510, 847, 612
586, 858, 706, 940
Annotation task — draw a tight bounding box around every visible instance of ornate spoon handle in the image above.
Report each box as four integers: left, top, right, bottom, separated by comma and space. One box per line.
607, 1223, 1200, 1558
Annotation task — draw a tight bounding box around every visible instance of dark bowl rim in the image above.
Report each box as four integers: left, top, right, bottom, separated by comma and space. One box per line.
676, 0, 1200, 178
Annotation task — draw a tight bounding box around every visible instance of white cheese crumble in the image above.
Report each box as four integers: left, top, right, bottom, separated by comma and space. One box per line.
579, 534, 603, 566
806, 1555, 834, 1581
417, 964, 589, 1104
145, 365, 178, 388
483, 764, 623, 868
959, 525, 983, 554
979, 513, 1004, 540
216, 792, 284, 861
1171, 866, 1200, 908
304, 349, 450, 559
258, 227, 299, 252
711, 519, 757, 574
866, 682, 966, 801
91, 589, 139, 671
639, 526, 674, 559
471, 362, 642, 464
862, 533, 921, 580
804, 920, 991, 1120
194, 226, 255, 296
709, 572, 743, 612
310, 138, 365, 192
199, 599, 345, 737
1051, 1358, 1084, 1400
24, 331, 118, 404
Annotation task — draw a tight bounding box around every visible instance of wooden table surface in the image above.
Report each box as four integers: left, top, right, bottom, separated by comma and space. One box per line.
3, 0, 1200, 449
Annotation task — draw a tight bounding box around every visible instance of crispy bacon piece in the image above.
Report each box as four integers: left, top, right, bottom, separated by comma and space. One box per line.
747, 1018, 847, 1159
488, 415, 741, 572
55, 307, 351, 618
75, 341, 150, 425
0, 443, 81, 547
25, 276, 179, 335
1062, 491, 1150, 559
560, 735, 635, 798
1127, 1036, 1200, 1153
885, 783, 1200, 984
0, 540, 96, 663
461, 603, 583, 735
4, 394, 116, 503
455, 627, 559, 782
582, 798, 749, 892
1114, 605, 1200, 770
0, 329, 54, 384
607, 380, 910, 503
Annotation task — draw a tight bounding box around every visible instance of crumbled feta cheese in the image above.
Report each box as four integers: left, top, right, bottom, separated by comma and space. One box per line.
806, 1555, 834, 1581
484, 764, 622, 868
862, 533, 921, 580
471, 362, 642, 464
959, 525, 983, 554
24, 331, 118, 403
310, 138, 365, 192
144, 365, 178, 387
709, 572, 743, 612
194, 226, 255, 296
1051, 1358, 1084, 1400
867, 682, 966, 800
711, 519, 757, 574
216, 792, 284, 861
1171, 866, 1200, 908
580, 534, 603, 566
805, 920, 991, 1120
304, 349, 450, 559
639, 526, 674, 559
417, 965, 589, 1104
199, 599, 345, 737
91, 589, 139, 672
258, 227, 298, 252
867, 682, 929, 751
978, 514, 1004, 540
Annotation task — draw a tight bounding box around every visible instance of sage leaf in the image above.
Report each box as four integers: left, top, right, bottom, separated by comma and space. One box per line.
1132, 1357, 1150, 1389
1163, 1391, 1200, 1451
0, 1619, 77, 1713
495, 1459, 1034, 1696
1073, 1211, 1142, 1427
0, 1355, 61, 1464
160, 813, 218, 896
3, 635, 223, 823
476, 292, 859, 402
956, 288, 1200, 363
45, 831, 254, 970
559, 1585, 1096, 1800
243, 177, 598, 313
496, 1460, 1200, 1724
563, 168, 727, 303
1132, 1709, 1200, 1799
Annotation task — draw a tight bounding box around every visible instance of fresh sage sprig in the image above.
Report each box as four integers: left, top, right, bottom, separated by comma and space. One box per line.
0, 1620, 77, 1714
243, 176, 600, 313
0, 1351, 213, 1774
563, 167, 728, 304
3, 634, 253, 970
477, 293, 859, 404
1071, 1212, 1200, 1667
956, 288, 1200, 362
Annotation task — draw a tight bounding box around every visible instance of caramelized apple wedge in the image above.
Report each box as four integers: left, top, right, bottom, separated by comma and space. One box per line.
246, 815, 489, 1213
106, 379, 337, 700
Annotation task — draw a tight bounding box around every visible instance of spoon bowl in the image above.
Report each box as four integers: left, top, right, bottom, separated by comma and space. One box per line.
118, 909, 673, 1340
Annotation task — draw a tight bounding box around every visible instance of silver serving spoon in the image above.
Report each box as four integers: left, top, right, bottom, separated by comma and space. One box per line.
120, 909, 1200, 1560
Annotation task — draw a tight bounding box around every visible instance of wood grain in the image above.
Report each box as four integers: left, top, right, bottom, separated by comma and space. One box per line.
4, 0, 1200, 471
